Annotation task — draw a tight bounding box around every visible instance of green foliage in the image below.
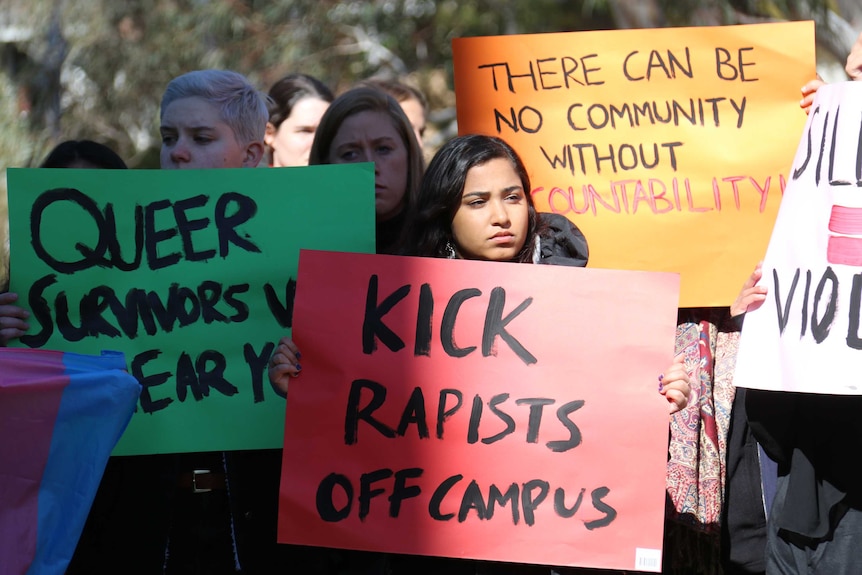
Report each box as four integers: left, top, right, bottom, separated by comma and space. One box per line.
658, 0, 830, 23
0, 0, 853, 172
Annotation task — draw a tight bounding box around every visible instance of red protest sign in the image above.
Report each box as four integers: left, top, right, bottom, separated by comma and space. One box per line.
278, 250, 679, 572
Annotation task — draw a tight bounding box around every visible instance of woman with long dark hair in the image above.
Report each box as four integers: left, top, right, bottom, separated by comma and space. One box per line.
270, 134, 690, 574
309, 86, 424, 255
400, 133, 590, 268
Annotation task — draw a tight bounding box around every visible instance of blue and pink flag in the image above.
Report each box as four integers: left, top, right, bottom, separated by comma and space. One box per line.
0, 348, 140, 575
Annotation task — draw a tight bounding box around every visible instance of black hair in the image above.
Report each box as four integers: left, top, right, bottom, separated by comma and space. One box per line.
400, 134, 540, 263
267, 73, 334, 129
40, 140, 127, 169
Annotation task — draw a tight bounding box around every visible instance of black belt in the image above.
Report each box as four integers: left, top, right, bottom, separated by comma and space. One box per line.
177, 469, 227, 493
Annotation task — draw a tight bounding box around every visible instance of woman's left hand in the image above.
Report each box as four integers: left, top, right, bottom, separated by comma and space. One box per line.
659, 353, 691, 415
800, 77, 825, 114
731, 262, 767, 318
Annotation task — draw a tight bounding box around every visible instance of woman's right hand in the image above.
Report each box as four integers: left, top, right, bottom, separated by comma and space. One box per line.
0, 292, 30, 346
800, 77, 825, 114
268, 336, 302, 394
730, 262, 767, 318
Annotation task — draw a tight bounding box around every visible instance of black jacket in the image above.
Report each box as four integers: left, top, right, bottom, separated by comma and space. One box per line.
535, 213, 589, 267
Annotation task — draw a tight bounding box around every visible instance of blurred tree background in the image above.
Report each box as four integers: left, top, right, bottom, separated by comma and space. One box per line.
1, 0, 861, 286
1, 0, 859, 170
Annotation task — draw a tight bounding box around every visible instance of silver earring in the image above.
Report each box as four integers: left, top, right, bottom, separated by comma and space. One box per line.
445, 240, 457, 259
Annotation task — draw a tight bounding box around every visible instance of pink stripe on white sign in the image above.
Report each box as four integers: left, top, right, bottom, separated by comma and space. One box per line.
827, 235, 862, 266
829, 205, 862, 235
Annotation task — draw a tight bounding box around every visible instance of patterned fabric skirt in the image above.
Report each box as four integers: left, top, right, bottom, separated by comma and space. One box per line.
664, 308, 740, 575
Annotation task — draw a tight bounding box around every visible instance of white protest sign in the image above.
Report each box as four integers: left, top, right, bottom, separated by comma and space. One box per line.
735, 82, 862, 395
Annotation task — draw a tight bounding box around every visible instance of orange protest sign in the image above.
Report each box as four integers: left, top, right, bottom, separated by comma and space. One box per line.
278, 250, 680, 571
453, 22, 816, 306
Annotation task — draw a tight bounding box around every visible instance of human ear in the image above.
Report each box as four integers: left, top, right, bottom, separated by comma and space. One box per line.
243, 141, 265, 168
264, 122, 276, 146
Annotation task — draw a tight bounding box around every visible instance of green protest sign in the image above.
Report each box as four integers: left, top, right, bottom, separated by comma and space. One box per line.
6, 165, 375, 455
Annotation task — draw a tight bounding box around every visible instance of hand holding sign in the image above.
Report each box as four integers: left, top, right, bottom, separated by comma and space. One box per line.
268, 335, 302, 394
735, 82, 862, 395
278, 250, 680, 571
661, 353, 692, 414
7, 165, 375, 454
800, 77, 826, 114
730, 262, 767, 317
273, 336, 692, 414
0, 291, 29, 346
